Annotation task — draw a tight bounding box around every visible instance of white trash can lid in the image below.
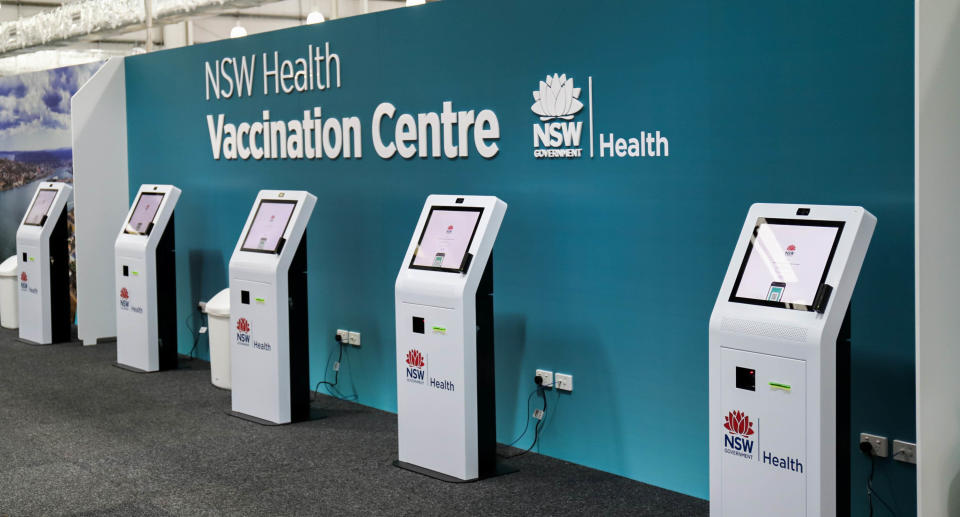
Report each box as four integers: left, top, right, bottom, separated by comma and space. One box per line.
204, 288, 230, 317
0, 255, 17, 277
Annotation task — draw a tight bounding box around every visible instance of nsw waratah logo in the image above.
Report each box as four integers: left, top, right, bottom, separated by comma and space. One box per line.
405, 349, 426, 384
532, 73, 584, 159
235, 317, 251, 346
785, 244, 797, 257
119, 287, 131, 310
20, 272, 27, 282
724, 410, 755, 437
722, 410, 756, 459
531, 73, 583, 121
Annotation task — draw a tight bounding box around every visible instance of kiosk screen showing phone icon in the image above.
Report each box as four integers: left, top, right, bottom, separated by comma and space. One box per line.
767, 282, 786, 302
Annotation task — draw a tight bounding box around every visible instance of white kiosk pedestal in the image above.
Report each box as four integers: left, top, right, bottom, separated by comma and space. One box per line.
114, 184, 181, 373
16, 182, 72, 345
709, 203, 875, 517
394, 194, 508, 482
228, 190, 316, 425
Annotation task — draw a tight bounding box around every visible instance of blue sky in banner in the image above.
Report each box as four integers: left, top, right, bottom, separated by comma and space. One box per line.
0, 62, 103, 151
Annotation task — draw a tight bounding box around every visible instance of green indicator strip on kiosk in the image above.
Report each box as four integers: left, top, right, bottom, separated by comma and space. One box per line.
255, 298, 265, 303
769, 382, 792, 391
431, 326, 446, 333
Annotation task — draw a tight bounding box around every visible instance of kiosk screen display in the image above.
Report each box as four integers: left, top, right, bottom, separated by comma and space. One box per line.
729, 218, 844, 310
23, 189, 57, 226
241, 199, 297, 253
409, 206, 483, 272
125, 193, 164, 235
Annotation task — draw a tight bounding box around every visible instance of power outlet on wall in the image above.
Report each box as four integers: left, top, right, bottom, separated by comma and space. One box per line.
860, 433, 889, 458
535, 369, 554, 388
555, 373, 573, 392
336, 329, 349, 343
892, 440, 917, 464
347, 331, 361, 347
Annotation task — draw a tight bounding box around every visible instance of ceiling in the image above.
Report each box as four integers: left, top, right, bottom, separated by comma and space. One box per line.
0, 0, 412, 75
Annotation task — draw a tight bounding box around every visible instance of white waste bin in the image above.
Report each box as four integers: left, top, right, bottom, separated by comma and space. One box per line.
205, 288, 231, 389
0, 255, 19, 329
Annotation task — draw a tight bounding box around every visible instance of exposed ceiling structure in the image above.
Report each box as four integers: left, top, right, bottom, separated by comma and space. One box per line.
0, 0, 413, 75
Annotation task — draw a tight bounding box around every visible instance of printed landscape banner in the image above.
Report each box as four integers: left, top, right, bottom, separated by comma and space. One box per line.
0, 61, 104, 320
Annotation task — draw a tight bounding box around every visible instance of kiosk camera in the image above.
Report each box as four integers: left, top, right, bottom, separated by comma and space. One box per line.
394, 195, 507, 482
229, 190, 316, 425
114, 184, 181, 372
16, 182, 72, 345
709, 204, 875, 517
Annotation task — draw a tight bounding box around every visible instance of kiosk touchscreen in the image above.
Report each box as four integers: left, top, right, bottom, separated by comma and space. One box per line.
114, 185, 180, 372
229, 190, 316, 425
709, 204, 876, 517
394, 195, 507, 482
16, 182, 72, 345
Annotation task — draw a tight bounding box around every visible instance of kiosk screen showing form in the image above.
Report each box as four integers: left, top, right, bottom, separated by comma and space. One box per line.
24, 189, 57, 226
241, 200, 296, 253
730, 219, 843, 309
125, 193, 164, 234
410, 207, 483, 272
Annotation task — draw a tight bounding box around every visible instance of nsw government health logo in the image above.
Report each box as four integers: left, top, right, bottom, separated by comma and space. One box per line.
530, 72, 669, 160
531, 74, 584, 159
722, 410, 755, 460
405, 349, 426, 384
236, 317, 251, 346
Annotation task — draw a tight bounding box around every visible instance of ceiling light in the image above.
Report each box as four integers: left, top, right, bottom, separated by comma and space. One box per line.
305, 11, 325, 24
230, 22, 247, 38
405, 0, 425, 5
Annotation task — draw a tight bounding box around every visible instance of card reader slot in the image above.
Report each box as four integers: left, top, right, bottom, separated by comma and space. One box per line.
813, 284, 833, 313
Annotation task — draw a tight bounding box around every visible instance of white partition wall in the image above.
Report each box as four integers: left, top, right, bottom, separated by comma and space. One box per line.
916, 2, 960, 515
71, 57, 129, 346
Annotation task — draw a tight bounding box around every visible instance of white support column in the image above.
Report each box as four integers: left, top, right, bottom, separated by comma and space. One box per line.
71, 57, 129, 346
916, 1, 960, 516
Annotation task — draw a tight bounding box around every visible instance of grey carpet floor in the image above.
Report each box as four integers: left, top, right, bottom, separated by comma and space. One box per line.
0, 328, 708, 516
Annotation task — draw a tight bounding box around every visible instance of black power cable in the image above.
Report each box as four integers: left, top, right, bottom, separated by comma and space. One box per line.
859, 441, 898, 516
502, 379, 551, 459
312, 334, 346, 402
501, 389, 537, 450
185, 311, 207, 360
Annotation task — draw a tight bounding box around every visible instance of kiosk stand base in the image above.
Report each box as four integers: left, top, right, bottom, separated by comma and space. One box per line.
111, 362, 174, 374
112, 362, 154, 374
392, 460, 518, 483
226, 408, 326, 426
16, 333, 79, 347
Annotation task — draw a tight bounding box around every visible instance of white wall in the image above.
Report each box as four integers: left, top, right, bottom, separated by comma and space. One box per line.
916, 2, 960, 515
71, 57, 129, 346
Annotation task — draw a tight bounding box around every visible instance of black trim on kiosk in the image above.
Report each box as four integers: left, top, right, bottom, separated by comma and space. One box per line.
837, 306, 851, 516
156, 212, 177, 370
49, 204, 70, 344
475, 253, 496, 478
288, 234, 310, 423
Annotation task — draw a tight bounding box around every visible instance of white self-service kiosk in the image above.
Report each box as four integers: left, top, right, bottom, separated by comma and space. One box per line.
394, 195, 507, 482
709, 204, 876, 517
16, 182, 72, 345
228, 190, 316, 425
114, 184, 180, 372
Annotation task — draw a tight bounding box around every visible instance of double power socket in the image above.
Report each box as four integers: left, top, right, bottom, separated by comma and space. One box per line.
860, 433, 916, 464
536, 369, 573, 392
336, 329, 361, 347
